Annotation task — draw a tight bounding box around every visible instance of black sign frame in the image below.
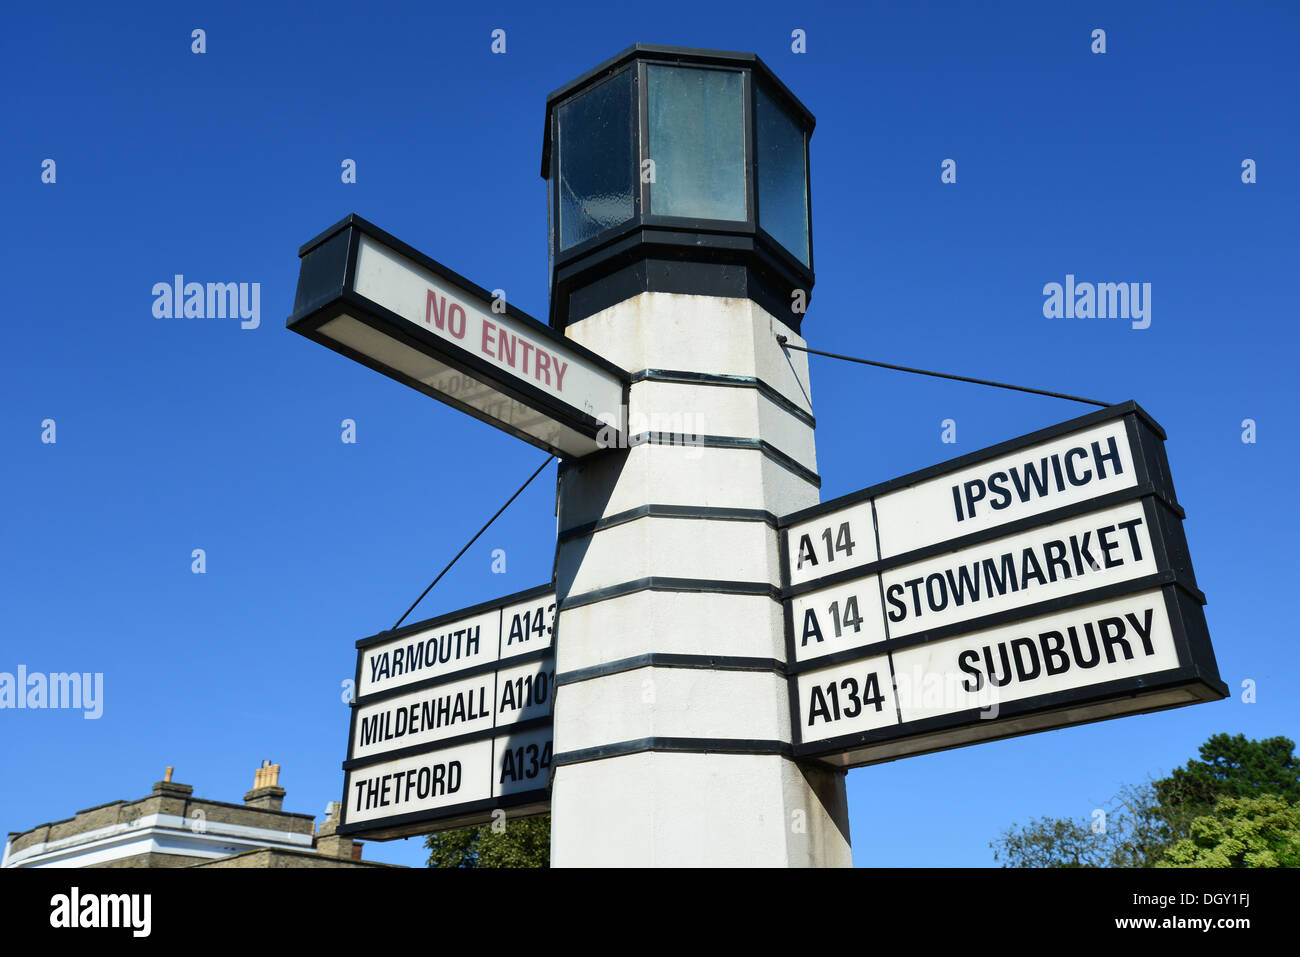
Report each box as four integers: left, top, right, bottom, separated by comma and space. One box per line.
779, 403, 1228, 768
287, 215, 631, 460
338, 583, 556, 840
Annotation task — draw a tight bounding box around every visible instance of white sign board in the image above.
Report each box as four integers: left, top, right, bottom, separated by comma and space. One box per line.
339, 584, 556, 838
289, 215, 629, 459
352, 658, 555, 760
359, 589, 555, 699
785, 414, 1138, 588
797, 588, 1182, 745
780, 404, 1227, 767
344, 726, 554, 831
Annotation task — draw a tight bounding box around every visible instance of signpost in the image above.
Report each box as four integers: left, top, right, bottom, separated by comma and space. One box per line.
287, 47, 1230, 867
287, 215, 629, 459
780, 402, 1228, 768
338, 584, 556, 839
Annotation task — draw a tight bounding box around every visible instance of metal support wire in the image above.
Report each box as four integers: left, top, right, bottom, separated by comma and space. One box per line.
776, 336, 1111, 408
392, 454, 555, 630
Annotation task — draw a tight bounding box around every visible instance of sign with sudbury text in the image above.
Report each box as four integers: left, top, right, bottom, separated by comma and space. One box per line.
338, 584, 557, 839
780, 402, 1227, 768
287, 214, 629, 459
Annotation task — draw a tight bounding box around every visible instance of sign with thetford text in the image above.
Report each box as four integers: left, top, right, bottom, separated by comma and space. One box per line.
287, 215, 629, 459
339, 584, 556, 839
780, 403, 1227, 768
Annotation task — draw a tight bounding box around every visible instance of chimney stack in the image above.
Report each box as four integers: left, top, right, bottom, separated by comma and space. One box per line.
243, 760, 286, 811
314, 801, 362, 860
151, 765, 193, 803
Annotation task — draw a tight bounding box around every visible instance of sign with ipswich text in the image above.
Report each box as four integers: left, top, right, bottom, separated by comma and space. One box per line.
339, 583, 557, 840
287, 215, 629, 459
780, 402, 1227, 768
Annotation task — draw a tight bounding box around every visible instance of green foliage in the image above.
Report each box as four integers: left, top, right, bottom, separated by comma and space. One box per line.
990, 814, 1105, 868
991, 782, 1164, 868
990, 734, 1300, 868
1157, 795, 1300, 868
1154, 734, 1300, 840
425, 824, 481, 869
425, 814, 550, 868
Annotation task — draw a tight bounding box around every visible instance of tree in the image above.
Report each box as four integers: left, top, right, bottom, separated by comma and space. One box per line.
991, 782, 1165, 868
425, 825, 481, 869
1157, 795, 1300, 868
1154, 734, 1300, 843
990, 734, 1300, 867
990, 814, 1106, 868
426, 813, 550, 868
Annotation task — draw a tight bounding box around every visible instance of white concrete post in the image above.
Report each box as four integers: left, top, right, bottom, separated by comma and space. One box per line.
550, 291, 852, 867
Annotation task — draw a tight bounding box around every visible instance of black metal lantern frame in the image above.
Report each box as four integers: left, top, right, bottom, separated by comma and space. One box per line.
541, 44, 816, 332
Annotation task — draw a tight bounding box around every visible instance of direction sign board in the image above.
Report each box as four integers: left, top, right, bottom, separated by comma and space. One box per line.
287, 215, 629, 459
780, 402, 1227, 768
338, 584, 557, 839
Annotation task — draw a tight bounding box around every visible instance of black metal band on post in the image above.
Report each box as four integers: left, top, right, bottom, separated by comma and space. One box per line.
776, 335, 1112, 408
551, 737, 796, 768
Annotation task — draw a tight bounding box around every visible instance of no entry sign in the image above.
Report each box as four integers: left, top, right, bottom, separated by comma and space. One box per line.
779, 402, 1227, 768
339, 584, 556, 839
287, 215, 629, 459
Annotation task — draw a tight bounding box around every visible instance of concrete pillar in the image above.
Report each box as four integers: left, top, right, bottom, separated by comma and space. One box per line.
550, 291, 852, 867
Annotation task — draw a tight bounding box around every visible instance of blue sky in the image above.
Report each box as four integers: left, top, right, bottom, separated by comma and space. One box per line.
2, 1, 1296, 867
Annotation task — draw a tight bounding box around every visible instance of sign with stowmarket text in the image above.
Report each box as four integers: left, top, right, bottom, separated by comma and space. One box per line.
338, 584, 556, 840
779, 402, 1227, 769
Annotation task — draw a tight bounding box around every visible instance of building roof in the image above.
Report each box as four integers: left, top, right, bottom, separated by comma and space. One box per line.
2, 763, 397, 869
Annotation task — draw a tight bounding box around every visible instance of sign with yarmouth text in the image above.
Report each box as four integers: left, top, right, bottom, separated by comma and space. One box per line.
338, 584, 556, 840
